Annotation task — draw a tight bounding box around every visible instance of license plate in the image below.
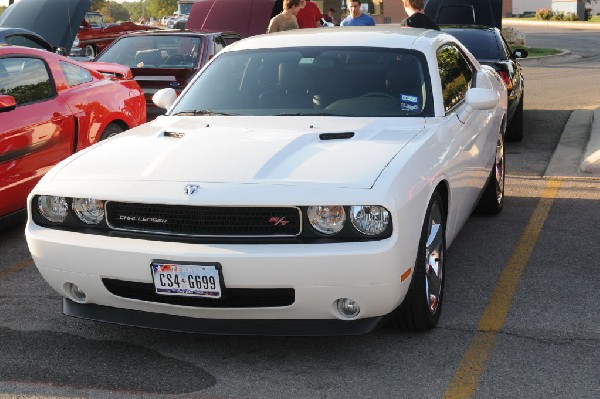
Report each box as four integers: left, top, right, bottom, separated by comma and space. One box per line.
150, 261, 223, 298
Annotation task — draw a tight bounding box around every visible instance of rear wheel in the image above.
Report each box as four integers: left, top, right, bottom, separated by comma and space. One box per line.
389, 191, 446, 331
99, 123, 124, 141
506, 92, 524, 142
476, 127, 505, 215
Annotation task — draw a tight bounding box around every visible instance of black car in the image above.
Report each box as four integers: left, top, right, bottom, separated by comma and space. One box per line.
0, 27, 55, 52
442, 26, 527, 141
0, 0, 89, 56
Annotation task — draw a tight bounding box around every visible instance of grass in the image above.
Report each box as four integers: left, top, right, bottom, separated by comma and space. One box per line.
525, 47, 562, 57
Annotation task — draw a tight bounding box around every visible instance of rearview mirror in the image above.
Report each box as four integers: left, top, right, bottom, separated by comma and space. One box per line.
0, 95, 17, 113
512, 49, 528, 59
465, 88, 498, 110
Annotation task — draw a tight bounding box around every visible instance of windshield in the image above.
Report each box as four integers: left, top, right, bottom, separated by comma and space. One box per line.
96, 35, 203, 69
85, 12, 105, 28
172, 47, 433, 117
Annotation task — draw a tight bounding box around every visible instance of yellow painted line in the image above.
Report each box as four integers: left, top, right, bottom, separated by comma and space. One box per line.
444, 179, 561, 399
0, 258, 34, 280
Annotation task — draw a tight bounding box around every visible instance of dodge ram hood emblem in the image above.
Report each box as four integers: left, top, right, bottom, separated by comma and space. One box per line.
184, 184, 200, 195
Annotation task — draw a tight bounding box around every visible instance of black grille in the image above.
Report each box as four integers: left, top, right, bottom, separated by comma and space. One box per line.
103, 279, 295, 308
106, 202, 301, 237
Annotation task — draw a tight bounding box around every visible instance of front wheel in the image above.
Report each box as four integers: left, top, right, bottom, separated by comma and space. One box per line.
99, 123, 124, 141
389, 191, 446, 331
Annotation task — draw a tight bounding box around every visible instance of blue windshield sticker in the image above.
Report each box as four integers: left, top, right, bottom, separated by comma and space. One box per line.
400, 103, 420, 112
401, 94, 418, 103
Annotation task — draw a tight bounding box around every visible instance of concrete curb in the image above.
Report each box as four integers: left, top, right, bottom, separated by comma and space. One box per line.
504, 19, 600, 30
544, 109, 600, 179
519, 49, 581, 66
581, 108, 600, 173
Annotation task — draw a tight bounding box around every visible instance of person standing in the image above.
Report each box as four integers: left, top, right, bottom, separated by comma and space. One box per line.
340, 1, 375, 26
296, 0, 322, 28
400, 0, 440, 30
267, 0, 304, 33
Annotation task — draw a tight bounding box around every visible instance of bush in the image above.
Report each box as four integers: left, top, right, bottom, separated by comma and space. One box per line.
551, 11, 579, 21
536, 8, 553, 20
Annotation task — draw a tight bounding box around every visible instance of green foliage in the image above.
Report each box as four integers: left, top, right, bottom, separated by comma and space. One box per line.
100, 2, 130, 22
536, 8, 554, 20
0, 81, 53, 105
0, 6, 7, 15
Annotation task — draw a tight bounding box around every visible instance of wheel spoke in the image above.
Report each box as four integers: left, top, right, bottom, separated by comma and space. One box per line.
424, 205, 444, 314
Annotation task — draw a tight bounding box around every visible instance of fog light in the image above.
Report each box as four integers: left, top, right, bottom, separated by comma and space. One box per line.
67, 283, 87, 303
336, 298, 360, 318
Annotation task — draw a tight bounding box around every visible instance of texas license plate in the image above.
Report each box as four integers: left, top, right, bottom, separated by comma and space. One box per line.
150, 261, 223, 298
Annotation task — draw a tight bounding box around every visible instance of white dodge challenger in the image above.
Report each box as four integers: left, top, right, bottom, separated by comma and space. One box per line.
26, 26, 507, 335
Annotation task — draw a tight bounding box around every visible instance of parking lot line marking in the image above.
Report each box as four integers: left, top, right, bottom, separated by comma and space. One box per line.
0, 258, 34, 280
444, 179, 561, 399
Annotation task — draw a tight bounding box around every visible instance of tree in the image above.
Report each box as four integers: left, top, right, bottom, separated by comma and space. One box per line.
147, 0, 178, 19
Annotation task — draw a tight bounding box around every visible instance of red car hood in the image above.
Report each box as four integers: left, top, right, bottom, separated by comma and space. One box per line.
186, 0, 278, 37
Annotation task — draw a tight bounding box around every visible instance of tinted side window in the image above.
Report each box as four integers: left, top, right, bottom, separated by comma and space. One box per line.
60, 61, 93, 86
0, 57, 55, 105
437, 45, 472, 113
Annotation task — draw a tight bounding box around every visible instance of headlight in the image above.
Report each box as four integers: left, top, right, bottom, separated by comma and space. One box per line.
350, 205, 390, 236
72, 37, 79, 47
72, 198, 105, 225
37, 196, 69, 223
307, 205, 346, 234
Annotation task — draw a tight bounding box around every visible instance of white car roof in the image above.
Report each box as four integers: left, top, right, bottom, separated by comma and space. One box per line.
227, 26, 449, 52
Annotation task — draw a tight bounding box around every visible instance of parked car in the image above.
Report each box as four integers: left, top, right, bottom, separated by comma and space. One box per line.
71, 11, 160, 59
0, 46, 146, 226
186, 0, 282, 37
0, 0, 89, 55
442, 26, 527, 141
26, 27, 507, 335
424, 0, 527, 141
91, 30, 241, 120
0, 27, 56, 53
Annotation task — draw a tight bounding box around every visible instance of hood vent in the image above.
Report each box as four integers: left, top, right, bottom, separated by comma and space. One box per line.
319, 132, 354, 141
163, 131, 185, 138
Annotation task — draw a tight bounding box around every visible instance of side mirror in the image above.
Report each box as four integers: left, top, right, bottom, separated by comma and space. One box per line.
0, 95, 17, 113
55, 47, 67, 56
153, 88, 177, 110
465, 88, 498, 110
512, 49, 528, 59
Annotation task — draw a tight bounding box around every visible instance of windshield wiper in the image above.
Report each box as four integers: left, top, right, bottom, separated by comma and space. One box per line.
172, 110, 236, 116
275, 112, 342, 116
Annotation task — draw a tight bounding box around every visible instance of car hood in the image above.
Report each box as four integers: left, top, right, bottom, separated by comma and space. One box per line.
0, 0, 89, 53
52, 116, 424, 189
425, 0, 502, 29
186, 0, 277, 37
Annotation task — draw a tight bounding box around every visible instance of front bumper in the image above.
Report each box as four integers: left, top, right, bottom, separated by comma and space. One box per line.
26, 222, 415, 335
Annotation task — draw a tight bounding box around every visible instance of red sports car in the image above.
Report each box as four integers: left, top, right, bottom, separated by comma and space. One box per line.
71, 11, 160, 59
0, 46, 146, 226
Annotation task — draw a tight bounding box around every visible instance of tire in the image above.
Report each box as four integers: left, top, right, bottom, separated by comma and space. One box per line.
85, 44, 97, 59
389, 191, 446, 331
99, 123, 124, 141
476, 127, 505, 215
506, 92, 524, 142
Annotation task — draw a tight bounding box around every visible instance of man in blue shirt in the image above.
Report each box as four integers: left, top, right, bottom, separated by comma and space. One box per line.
340, 1, 376, 26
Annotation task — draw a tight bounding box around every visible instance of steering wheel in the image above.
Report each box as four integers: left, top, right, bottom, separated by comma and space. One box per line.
360, 92, 396, 99
165, 54, 185, 65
